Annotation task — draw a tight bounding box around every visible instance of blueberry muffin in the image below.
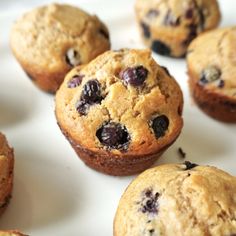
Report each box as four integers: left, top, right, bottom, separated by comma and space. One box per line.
187, 27, 236, 122
114, 162, 236, 236
55, 49, 183, 176
135, 0, 221, 57
10, 3, 110, 93
0, 133, 14, 215
0, 231, 27, 236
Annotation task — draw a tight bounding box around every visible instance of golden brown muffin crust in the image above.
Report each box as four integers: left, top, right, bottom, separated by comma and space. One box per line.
10, 3, 110, 93
56, 49, 183, 175
187, 27, 236, 122
114, 163, 236, 236
135, 0, 221, 57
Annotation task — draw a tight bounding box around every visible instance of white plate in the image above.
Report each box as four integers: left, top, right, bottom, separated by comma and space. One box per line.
0, 0, 235, 235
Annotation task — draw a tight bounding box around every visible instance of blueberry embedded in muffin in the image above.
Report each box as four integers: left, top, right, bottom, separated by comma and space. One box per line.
114, 163, 236, 235
10, 3, 110, 93
187, 27, 236, 122
55, 48, 183, 175
135, 0, 221, 57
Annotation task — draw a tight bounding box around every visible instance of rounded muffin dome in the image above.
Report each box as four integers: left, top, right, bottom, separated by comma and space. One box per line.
55, 49, 183, 175
135, 0, 221, 57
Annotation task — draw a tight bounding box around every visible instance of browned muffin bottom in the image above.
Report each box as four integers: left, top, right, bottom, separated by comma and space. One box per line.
0, 133, 14, 215
187, 27, 236, 122
56, 49, 183, 176
135, 0, 221, 57
10, 3, 110, 93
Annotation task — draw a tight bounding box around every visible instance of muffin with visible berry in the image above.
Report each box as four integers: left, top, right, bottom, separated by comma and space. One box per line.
10, 3, 110, 93
0, 133, 14, 215
55, 49, 183, 176
0, 231, 28, 236
187, 27, 236, 122
114, 162, 236, 236
135, 0, 221, 57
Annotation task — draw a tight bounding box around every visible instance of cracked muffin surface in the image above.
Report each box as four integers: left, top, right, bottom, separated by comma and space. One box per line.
0, 133, 14, 215
187, 27, 236, 122
55, 49, 183, 175
10, 3, 110, 93
135, 0, 221, 57
114, 163, 236, 236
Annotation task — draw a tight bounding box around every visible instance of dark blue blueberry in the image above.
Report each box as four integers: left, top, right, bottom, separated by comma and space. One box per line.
75, 100, 90, 116
67, 75, 84, 88
81, 79, 102, 104
96, 122, 130, 150
151, 115, 169, 138
76, 79, 103, 115
140, 189, 159, 214
120, 66, 148, 87
185, 9, 193, 19
151, 40, 171, 56
184, 161, 198, 170
198, 66, 221, 86
218, 80, 225, 88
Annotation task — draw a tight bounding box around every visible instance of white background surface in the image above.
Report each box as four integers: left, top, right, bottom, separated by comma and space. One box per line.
0, 0, 236, 235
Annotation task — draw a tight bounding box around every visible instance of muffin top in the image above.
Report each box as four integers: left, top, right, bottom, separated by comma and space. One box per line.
56, 49, 183, 156
135, 0, 220, 50
187, 27, 236, 99
10, 3, 110, 83
114, 162, 236, 236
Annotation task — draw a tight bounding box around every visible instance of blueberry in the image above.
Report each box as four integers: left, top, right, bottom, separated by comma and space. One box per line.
96, 122, 130, 150
218, 80, 225, 88
81, 79, 102, 104
67, 75, 84, 88
151, 115, 169, 138
76, 79, 103, 115
185, 9, 193, 19
75, 100, 89, 116
151, 40, 171, 56
141, 22, 151, 39
120, 66, 148, 87
199, 66, 221, 86
149, 229, 155, 235
140, 189, 159, 214
184, 161, 198, 170
65, 48, 81, 67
